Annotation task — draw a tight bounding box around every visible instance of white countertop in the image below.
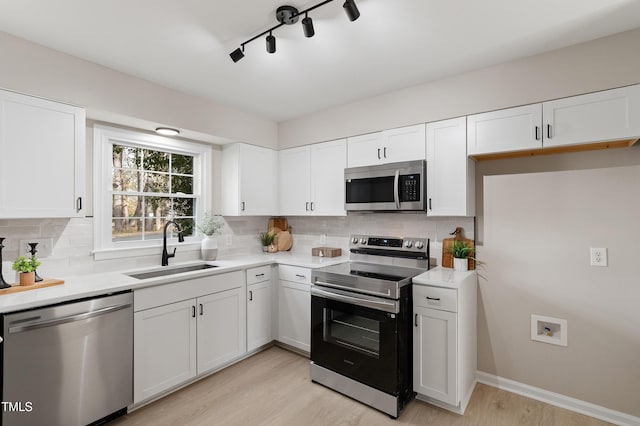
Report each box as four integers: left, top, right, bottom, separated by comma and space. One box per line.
0, 253, 349, 314
412, 266, 477, 289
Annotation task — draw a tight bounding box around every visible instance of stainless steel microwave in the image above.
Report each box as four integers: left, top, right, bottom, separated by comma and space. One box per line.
344, 160, 426, 211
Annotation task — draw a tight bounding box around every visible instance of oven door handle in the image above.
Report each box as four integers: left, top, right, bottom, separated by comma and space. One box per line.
311, 287, 399, 314
313, 279, 392, 298
394, 170, 400, 209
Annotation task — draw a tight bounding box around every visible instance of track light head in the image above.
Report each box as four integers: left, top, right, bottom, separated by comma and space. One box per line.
302, 14, 315, 38
343, 0, 360, 21
266, 33, 276, 53
229, 47, 244, 62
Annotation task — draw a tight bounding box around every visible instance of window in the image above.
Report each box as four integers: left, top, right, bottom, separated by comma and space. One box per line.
94, 125, 211, 259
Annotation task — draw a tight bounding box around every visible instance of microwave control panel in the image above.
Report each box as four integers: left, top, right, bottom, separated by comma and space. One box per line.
399, 174, 420, 201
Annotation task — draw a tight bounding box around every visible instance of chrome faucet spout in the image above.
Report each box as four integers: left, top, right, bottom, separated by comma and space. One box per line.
162, 221, 185, 266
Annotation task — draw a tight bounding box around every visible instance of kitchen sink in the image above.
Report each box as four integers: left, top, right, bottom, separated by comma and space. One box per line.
127, 263, 218, 280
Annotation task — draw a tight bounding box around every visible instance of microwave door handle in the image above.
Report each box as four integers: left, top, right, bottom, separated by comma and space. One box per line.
394, 170, 400, 209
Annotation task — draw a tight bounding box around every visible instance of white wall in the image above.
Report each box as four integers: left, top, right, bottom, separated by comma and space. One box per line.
278, 27, 640, 149
0, 31, 278, 149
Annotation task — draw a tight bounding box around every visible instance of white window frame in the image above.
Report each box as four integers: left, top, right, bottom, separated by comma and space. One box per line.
93, 125, 211, 260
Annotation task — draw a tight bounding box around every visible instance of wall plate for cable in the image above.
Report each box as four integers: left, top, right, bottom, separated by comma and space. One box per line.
590, 247, 607, 267
19, 238, 53, 258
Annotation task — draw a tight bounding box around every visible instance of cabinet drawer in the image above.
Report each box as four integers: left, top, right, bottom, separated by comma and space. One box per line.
278, 265, 311, 284
247, 265, 271, 285
413, 285, 457, 312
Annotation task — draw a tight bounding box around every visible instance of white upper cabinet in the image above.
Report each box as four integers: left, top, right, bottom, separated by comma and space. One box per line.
467, 104, 542, 156
279, 139, 346, 216
543, 85, 640, 148
221, 143, 278, 216
347, 124, 425, 167
468, 84, 640, 157
426, 117, 475, 216
0, 89, 85, 218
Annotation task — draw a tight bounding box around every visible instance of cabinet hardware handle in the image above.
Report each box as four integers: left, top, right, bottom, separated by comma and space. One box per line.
310, 202, 315, 211
429, 198, 432, 210
199, 303, 203, 315
249, 290, 253, 301
241, 201, 245, 211
76, 197, 82, 212
547, 124, 552, 139
415, 313, 418, 327
383, 147, 387, 158
192, 306, 196, 318
306, 202, 310, 211
256, 273, 264, 277
535, 126, 540, 141
295, 274, 306, 278
377, 148, 381, 159
426, 296, 440, 301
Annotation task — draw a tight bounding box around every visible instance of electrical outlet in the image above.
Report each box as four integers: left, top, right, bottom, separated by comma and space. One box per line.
590, 247, 607, 267
19, 238, 53, 258
320, 234, 327, 244
225, 234, 233, 245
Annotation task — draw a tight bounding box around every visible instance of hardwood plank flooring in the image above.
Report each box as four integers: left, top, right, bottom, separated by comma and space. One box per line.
111, 347, 612, 426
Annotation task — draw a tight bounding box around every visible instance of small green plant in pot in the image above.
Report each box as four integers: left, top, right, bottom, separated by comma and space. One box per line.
12, 255, 41, 286
451, 240, 474, 272
258, 232, 276, 252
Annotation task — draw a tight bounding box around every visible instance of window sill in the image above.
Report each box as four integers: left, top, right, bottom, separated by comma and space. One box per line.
93, 242, 201, 261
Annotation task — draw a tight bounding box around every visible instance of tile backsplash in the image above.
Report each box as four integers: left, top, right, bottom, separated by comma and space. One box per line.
0, 214, 474, 280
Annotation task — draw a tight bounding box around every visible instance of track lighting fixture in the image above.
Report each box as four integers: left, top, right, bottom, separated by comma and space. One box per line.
229, 0, 360, 62
302, 13, 315, 38
343, 0, 360, 22
266, 32, 276, 53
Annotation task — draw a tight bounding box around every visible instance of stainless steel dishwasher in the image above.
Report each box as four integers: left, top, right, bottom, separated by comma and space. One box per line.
2, 292, 133, 426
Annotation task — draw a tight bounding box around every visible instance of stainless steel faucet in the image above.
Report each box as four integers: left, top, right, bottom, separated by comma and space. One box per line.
162, 221, 185, 266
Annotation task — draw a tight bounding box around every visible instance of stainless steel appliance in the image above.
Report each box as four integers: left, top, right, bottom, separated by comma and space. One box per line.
2, 292, 133, 426
310, 235, 430, 418
345, 160, 426, 212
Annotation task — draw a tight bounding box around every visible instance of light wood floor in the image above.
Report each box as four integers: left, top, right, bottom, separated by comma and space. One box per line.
112, 346, 611, 426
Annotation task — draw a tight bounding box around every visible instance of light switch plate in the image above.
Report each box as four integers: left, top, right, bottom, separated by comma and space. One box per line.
19, 238, 53, 258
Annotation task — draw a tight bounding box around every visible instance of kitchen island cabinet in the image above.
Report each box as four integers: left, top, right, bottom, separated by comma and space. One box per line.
0, 89, 85, 218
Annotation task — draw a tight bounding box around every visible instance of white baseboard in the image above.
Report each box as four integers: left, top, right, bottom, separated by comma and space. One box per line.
477, 371, 640, 426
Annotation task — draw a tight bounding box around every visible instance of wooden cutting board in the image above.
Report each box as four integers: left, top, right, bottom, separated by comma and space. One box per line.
277, 231, 293, 251
268, 217, 290, 233
441, 227, 475, 270
0, 278, 65, 295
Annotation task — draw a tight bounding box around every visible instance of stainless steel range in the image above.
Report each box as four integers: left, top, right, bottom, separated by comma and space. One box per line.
310, 234, 430, 418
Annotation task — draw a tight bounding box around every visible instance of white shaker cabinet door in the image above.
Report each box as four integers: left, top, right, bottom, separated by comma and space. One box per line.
381, 123, 426, 163
278, 280, 311, 352
0, 90, 85, 218
310, 139, 347, 216
426, 117, 474, 216
134, 299, 197, 403
543, 84, 640, 148
279, 146, 311, 215
347, 131, 383, 167
467, 104, 542, 156
247, 280, 273, 352
197, 287, 247, 374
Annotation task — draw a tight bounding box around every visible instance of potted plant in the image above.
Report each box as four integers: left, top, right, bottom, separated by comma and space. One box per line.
12, 255, 41, 286
258, 232, 276, 253
451, 240, 475, 272
196, 211, 224, 261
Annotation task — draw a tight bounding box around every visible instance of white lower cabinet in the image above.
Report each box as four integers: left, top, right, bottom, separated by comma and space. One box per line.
133, 271, 246, 404
412, 270, 477, 414
247, 265, 273, 352
277, 265, 311, 352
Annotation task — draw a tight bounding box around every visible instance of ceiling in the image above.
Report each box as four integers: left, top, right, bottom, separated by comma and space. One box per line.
1, 0, 640, 123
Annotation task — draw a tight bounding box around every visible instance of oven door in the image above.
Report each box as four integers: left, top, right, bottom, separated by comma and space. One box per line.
311, 286, 400, 395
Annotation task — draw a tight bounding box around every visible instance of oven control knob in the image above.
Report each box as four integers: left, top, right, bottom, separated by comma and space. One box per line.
415, 241, 424, 249
360, 238, 367, 244
352, 237, 359, 244
404, 241, 413, 248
